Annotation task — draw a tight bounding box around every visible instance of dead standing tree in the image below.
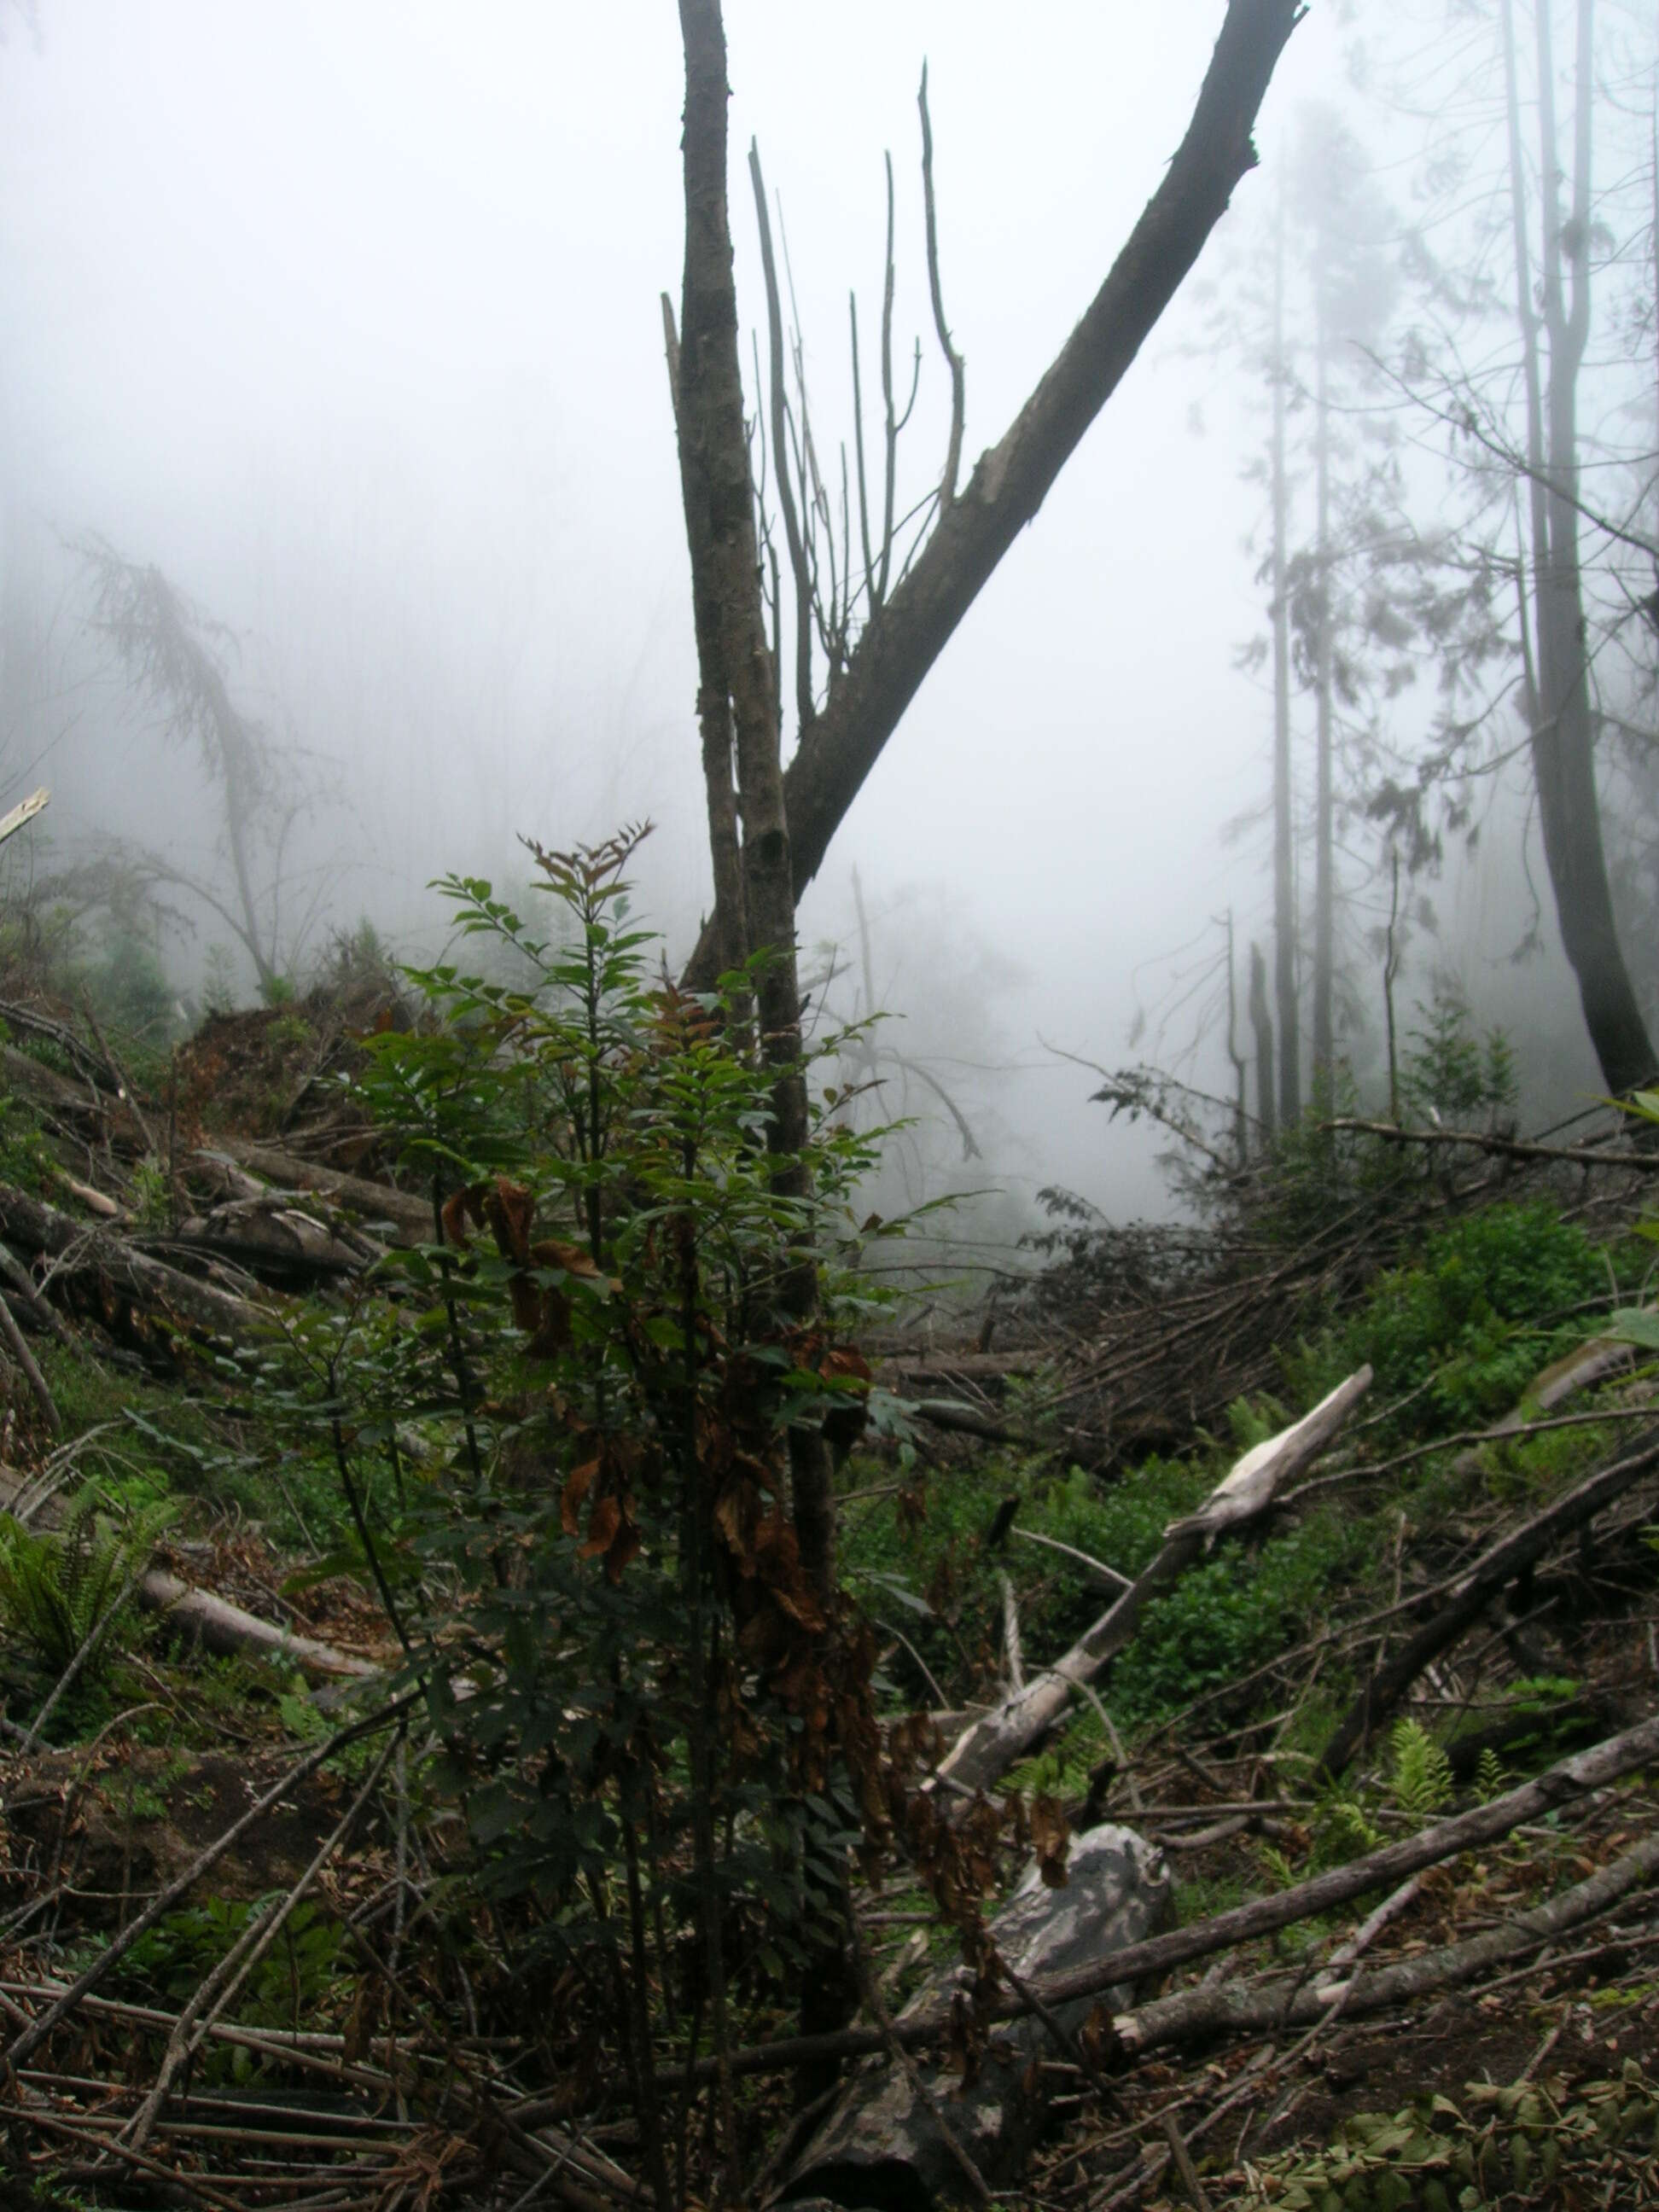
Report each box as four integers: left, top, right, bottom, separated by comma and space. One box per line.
667, 0, 1301, 1588
672, 0, 1307, 1000
671, 0, 838, 1602
79, 540, 317, 1003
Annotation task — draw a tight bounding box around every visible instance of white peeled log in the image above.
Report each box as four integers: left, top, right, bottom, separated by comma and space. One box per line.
0, 1467, 381, 1685
0, 788, 49, 847
137, 1570, 381, 1680
933, 1367, 1371, 1800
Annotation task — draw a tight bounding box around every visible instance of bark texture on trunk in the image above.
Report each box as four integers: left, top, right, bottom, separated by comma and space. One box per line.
682, 0, 1305, 991
1249, 939, 1277, 1144
1500, 0, 1656, 1095
674, 0, 835, 1599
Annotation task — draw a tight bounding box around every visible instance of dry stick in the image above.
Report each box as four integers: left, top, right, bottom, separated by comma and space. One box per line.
1009, 1524, 1132, 1591
1318, 1427, 1659, 1777
20, 1557, 149, 1752
3, 1688, 416, 2074
748, 141, 814, 736
1323, 1872, 1423, 1975
745, 2079, 841, 2207
998, 1569, 1024, 1690
3, 1982, 401, 2094
1161, 2110, 1214, 2212
20, 2106, 244, 2212
1281, 1402, 1659, 1511
994, 1948, 1124, 2120
917, 62, 963, 509
124, 1727, 402, 2151
0, 1284, 59, 1432
79, 993, 160, 1161
1143, 1540, 1581, 1757
690, 1706, 1659, 2079
1324, 1116, 1659, 1173
0, 1237, 73, 1347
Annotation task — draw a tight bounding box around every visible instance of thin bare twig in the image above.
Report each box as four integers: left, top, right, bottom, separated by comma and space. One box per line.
918, 62, 964, 507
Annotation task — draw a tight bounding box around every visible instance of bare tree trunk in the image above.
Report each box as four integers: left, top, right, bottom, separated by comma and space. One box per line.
1270, 195, 1301, 1124
1311, 292, 1335, 1080
674, 0, 835, 1601
661, 296, 749, 998
1225, 910, 1248, 1163
1499, 0, 1656, 1095
1248, 940, 1276, 1144
681, 0, 1305, 990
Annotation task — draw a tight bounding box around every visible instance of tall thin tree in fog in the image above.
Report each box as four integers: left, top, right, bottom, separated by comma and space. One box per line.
1290, 109, 1398, 1080
1493, 0, 1655, 1092
1380, 0, 1658, 1095
1216, 105, 1402, 1121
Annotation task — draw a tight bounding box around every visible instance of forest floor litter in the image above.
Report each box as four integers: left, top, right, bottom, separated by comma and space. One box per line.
0, 974, 1656, 2207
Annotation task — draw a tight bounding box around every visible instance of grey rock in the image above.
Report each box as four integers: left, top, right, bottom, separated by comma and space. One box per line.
779, 1823, 1170, 2211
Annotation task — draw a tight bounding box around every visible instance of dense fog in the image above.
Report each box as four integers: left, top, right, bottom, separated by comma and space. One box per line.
2, 1, 1650, 1266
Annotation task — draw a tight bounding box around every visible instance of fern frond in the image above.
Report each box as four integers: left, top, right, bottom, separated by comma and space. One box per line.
1389, 1717, 1452, 1821
1473, 1746, 1506, 1802
0, 1486, 171, 1675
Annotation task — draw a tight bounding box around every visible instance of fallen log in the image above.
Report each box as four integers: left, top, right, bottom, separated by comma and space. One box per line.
934, 1368, 1371, 1797
0, 1027, 118, 1109
1112, 1822, 1659, 2057
0, 1180, 271, 1349
908, 1397, 1044, 1447
1323, 1116, 1659, 1173
1318, 1425, 1659, 1778
783, 1825, 1170, 2211
696, 1703, 1659, 2080
0, 1467, 382, 1683
166, 1195, 384, 1284
199, 1138, 431, 1247
137, 1571, 382, 1681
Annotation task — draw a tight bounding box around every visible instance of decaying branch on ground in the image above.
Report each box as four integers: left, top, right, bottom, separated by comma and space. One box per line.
934, 1368, 1371, 1797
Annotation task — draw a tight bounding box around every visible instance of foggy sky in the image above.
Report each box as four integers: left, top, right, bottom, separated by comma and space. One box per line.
0, 4, 1606, 1232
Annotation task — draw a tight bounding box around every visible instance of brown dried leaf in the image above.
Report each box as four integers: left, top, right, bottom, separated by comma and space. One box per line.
561, 1460, 599, 1539
1030, 1792, 1072, 1889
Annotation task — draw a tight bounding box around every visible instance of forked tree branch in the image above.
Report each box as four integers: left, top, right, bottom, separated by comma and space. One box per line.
683, 0, 1306, 987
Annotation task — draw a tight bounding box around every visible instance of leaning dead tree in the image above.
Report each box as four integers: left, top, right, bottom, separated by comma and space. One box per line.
79, 539, 324, 999
673, 0, 1305, 992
